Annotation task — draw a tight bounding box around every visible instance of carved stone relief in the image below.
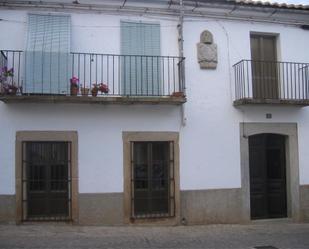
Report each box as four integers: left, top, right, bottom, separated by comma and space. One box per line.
197, 30, 217, 69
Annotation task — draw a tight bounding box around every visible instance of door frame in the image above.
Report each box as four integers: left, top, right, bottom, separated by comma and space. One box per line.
239, 123, 300, 222
15, 131, 79, 224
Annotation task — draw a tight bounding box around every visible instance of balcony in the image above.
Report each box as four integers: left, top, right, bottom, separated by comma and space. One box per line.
233, 60, 309, 106
0, 50, 186, 105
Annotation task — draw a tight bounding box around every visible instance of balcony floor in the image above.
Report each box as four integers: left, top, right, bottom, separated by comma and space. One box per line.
234, 98, 309, 107
0, 95, 186, 105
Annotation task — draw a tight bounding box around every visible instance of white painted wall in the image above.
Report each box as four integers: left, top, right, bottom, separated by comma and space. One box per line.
181, 18, 309, 190
0, 9, 309, 195
0, 104, 182, 194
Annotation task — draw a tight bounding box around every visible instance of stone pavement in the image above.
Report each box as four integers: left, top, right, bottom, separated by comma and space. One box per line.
0, 221, 308, 249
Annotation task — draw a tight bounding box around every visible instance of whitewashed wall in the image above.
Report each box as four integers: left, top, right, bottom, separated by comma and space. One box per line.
0, 9, 309, 195
181, 19, 309, 190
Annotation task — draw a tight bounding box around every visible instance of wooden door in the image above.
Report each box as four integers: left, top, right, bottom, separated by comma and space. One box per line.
249, 134, 287, 219
250, 35, 278, 99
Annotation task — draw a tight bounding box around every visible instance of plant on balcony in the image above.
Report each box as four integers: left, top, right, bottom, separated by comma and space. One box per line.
98, 83, 109, 94
91, 84, 99, 97
80, 85, 90, 96
171, 91, 185, 97
70, 76, 79, 96
0, 67, 19, 95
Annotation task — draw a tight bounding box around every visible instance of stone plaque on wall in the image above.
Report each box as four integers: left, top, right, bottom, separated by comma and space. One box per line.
197, 30, 217, 69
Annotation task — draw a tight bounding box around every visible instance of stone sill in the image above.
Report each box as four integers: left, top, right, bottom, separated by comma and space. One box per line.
0, 95, 186, 105
233, 98, 309, 107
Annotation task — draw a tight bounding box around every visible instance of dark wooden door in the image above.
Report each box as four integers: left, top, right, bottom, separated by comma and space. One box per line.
25, 142, 70, 220
249, 134, 287, 219
132, 142, 169, 217
250, 35, 278, 99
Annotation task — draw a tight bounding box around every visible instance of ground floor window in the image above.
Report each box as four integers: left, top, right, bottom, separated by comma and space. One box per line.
123, 132, 179, 223
131, 141, 175, 218
22, 141, 72, 221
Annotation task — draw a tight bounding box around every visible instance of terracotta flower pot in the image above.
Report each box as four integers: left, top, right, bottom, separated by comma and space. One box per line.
171, 91, 184, 97
7, 87, 18, 95
81, 87, 90, 96
70, 86, 79, 96
91, 89, 98, 97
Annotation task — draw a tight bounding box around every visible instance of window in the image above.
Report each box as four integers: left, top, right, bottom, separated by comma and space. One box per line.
131, 141, 174, 218
123, 132, 180, 224
22, 142, 71, 221
120, 21, 161, 96
15, 131, 78, 224
25, 14, 71, 94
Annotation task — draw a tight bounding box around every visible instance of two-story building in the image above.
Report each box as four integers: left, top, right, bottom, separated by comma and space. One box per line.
0, 0, 308, 225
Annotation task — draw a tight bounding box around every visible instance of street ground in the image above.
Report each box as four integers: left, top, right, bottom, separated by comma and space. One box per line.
0, 221, 308, 249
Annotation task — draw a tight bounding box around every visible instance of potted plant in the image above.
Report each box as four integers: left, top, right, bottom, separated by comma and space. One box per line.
70, 76, 79, 96
171, 91, 185, 97
3, 84, 19, 95
91, 84, 99, 97
80, 85, 90, 96
0, 67, 18, 95
98, 83, 109, 94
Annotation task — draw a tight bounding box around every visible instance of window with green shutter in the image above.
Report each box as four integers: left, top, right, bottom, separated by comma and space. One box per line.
120, 21, 161, 96
25, 14, 71, 94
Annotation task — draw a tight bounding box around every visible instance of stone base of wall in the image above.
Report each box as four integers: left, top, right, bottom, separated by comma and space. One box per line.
2, 186, 308, 225
0, 195, 15, 223
78, 193, 124, 225
300, 185, 309, 222
180, 188, 247, 225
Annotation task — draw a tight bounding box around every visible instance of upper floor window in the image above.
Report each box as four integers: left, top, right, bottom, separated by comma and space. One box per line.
25, 14, 71, 94
120, 21, 161, 95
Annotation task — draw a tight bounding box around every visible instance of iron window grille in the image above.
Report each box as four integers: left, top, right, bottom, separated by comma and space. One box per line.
21, 141, 72, 221
130, 141, 175, 219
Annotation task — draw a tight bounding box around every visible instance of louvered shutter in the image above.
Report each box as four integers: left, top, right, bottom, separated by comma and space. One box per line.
25, 14, 71, 94
121, 21, 161, 96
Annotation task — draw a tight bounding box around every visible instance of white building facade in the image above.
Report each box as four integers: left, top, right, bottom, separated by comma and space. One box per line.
0, 0, 308, 225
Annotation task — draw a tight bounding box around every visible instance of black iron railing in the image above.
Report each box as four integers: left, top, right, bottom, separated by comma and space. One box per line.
234, 60, 309, 101
0, 50, 185, 98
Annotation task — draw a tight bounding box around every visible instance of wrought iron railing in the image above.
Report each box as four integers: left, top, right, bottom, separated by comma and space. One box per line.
0, 50, 185, 98
234, 60, 309, 101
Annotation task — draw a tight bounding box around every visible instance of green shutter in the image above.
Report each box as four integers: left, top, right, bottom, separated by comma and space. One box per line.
25, 14, 70, 94
121, 21, 161, 96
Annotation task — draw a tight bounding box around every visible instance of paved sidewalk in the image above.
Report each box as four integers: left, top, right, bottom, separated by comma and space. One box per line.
0, 222, 308, 249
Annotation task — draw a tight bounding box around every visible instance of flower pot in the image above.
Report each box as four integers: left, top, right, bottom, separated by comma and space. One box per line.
171, 91, 184, 97
3, 84, 18, 95
7, 88, 18, 95
91, 89, 98, 97
70, 86, 79, 96
81, 88, 90, 96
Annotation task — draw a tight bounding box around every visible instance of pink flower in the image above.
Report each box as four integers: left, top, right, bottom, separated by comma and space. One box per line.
70, 76, 79, 87
98, 83, 109, 94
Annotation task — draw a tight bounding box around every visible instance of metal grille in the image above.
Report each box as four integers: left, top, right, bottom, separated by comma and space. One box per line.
234, 60, 309, 101
130, 141, 175, 219
21, 142, 72, 221
0, 50, 185, 97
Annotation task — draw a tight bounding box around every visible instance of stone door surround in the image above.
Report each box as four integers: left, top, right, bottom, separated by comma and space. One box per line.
240, 123, 300, 222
